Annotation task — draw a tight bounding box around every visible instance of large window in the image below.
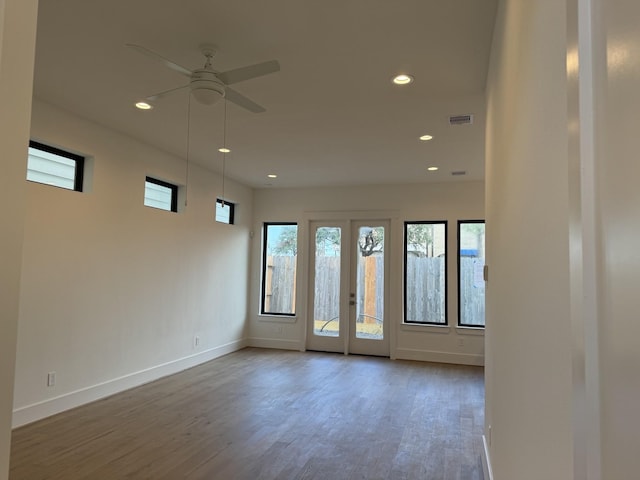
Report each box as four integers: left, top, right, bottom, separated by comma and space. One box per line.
27, 140, 84, 191
261, 223, 298, 315
144, 177, 178, 212
458, 220, 485, 327
404, 221, 447, 325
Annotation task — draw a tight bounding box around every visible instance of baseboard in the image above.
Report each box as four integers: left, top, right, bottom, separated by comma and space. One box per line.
246, 337, 301, 351
482, 434, 494, 480
12, 339, 247, 428
394, 347, 484, 366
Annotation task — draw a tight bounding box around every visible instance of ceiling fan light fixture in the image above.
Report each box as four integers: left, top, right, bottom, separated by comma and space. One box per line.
190, 69, 226, 105
191, 85, 225, 105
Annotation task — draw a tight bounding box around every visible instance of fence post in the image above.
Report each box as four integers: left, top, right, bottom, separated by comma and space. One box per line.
364, 256, 377, 323
265, 255, 273, 311
291, 256, 297, 314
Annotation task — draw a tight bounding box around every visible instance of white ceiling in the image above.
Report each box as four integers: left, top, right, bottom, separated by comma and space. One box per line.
32, 0, 498, 189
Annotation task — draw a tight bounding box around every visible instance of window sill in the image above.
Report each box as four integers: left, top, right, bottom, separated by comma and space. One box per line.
258, 315, 298, 324
456, 326, 485, 336
401, 323, 451, 334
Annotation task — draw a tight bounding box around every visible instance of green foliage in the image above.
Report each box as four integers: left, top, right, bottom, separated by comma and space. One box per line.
358, 227, 384, 257
461, 223, 485, 236
274, 225, 391, 257
271, 226, 298, 255
406, 224, 435, 257
315, 227, 341, 256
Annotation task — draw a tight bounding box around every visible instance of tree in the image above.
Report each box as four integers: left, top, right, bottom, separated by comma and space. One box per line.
271, 226, 298, 255
273, 225, 388, 257
358, 227, 384, 257
406, 223, 435, 257
461, 222, 485, 237
315, 227, 341, 256
460, 222, 485, 257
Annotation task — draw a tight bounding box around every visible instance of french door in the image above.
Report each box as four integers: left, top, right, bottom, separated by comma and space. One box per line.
306, 219, 390, 356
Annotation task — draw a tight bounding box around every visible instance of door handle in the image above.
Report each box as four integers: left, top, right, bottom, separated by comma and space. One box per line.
349, 300, 355, 306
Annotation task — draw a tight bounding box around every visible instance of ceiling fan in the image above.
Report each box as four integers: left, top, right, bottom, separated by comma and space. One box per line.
127, 43, 280, 113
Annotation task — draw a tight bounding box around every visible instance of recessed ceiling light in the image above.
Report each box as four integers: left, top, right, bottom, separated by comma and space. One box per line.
392, 74, 414, 85
268, 174, 278, 178
218, 147, 231, 153
135, 101, 152, 110
427, 166, 439, 172
420, 134, 433, 141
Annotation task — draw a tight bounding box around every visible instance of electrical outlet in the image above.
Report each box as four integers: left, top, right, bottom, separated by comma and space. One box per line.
193, 336, 200, 348
47, 372, 56, 387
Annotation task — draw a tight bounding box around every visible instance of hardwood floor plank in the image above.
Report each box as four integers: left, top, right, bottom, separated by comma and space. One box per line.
11, 348, 484, 479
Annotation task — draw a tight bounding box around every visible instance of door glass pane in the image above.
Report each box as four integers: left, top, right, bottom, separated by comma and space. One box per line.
313, 227, 341, 336
355, 226, 384, 340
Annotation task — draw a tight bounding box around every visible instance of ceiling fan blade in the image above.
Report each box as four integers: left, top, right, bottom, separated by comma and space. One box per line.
146, 84, 189, 101
217, 60, 280, 85
224, 87, 266, 113
126, 44, 192, 77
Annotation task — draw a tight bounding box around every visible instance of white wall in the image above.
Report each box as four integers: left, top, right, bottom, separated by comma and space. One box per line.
484, 1, 574, 479
12, 100, 253, 426
248, 181, 485, 364
594, 0, 640, 477
486, 1, 640, 478
0, 0, 38, 476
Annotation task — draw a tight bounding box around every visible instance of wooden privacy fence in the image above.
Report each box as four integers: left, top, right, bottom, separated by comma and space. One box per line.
266, 255, 484, 326
312, 255, 384, 323
405, 257, 445, 323
264, 255, 296, 314
459, 257, 485, 326
357, 256, 384, 323
312, 256, 340, 321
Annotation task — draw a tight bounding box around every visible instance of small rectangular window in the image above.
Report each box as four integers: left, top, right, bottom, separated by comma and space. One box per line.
261, 222, 298, 315
216, 199, 235, 224
458, 220, 485, 327
404, 221, 447, 325
27, 140, 84, 191
144, 177, 178, 212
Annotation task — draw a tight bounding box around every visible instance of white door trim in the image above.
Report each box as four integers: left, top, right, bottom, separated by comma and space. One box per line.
301, 210, 400, 359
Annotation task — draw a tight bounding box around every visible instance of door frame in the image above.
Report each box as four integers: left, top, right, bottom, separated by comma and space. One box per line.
300, 210, 401, 358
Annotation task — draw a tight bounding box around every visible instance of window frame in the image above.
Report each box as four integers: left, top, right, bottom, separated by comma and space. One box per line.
260, 222, 298, 316
216, 198, 235, 224
27, 140, 85, 192
144, 176, 178, 213
403, 220, 448, 326
457, 219, 486, 328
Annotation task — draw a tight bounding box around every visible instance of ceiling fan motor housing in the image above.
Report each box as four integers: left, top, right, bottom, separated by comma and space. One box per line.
190, 69, 225, 105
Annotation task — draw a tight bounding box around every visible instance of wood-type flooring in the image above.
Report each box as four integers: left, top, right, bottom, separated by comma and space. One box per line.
10, 348, 484, 480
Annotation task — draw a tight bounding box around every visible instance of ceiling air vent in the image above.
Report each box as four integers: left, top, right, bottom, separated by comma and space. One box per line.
451, 171, 467, 176
449, 114, 474, 126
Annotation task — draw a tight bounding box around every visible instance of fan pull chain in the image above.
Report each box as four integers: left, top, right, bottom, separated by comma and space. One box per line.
221, 99, 227, 207
184, 93, 192, 208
